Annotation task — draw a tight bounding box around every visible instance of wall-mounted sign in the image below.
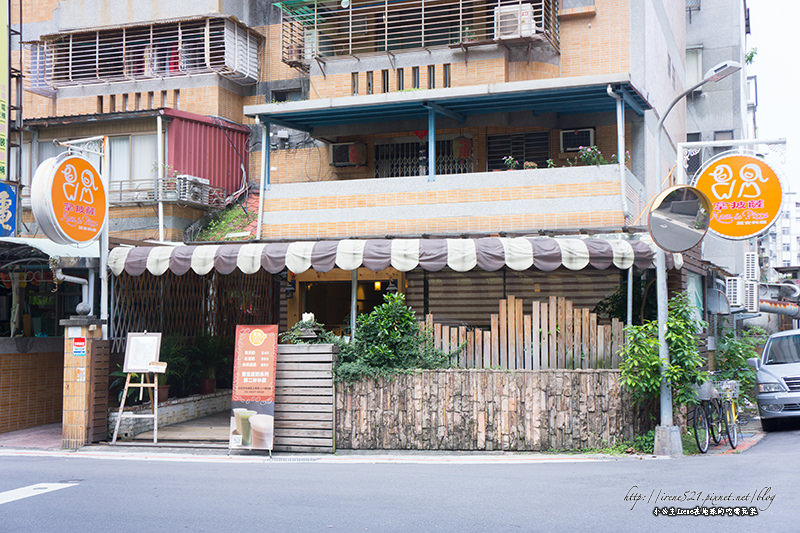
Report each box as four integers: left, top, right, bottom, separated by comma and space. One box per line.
692, 154, 783, 240
0, 181, 16, 236
30, 154, 107, 244
72, 337, 86, 357
230, 325, 278, 452
0, 1, 8, 183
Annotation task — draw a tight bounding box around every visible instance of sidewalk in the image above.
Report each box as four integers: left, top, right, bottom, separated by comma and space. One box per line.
704, 412, 765, 455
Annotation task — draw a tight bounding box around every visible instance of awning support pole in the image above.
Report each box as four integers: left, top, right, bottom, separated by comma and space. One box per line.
427, 107, 435, 182
100, 136, 109, 339
256, 118, 270, 241
350, 269, 357, 342
627, 267, 633, 326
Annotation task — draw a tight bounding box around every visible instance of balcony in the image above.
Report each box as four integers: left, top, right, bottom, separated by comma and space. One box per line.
259, 165, 643, 240
278, 0, 559, 71
25, 17, 261, 96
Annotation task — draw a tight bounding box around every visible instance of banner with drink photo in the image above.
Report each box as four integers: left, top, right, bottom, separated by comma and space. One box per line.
230, 325, 278, 452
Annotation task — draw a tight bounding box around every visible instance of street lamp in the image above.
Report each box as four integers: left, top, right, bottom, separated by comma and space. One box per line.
652, 60, 741, 456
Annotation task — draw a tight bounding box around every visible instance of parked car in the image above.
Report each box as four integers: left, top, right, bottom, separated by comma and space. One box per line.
749, 329, 800, 431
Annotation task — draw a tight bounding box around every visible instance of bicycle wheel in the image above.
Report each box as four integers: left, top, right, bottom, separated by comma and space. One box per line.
693, 404, 709, 453
709, 399, 723, 445
725, 401, 739, 449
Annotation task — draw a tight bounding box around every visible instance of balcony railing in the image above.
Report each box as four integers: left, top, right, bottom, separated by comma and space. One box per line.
278, 0, 559, 71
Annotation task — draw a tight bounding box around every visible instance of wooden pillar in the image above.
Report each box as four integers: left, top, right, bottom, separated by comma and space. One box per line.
60, 316, 103, 449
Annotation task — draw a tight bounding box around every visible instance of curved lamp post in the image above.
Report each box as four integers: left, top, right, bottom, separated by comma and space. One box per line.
652, 60, 741, 456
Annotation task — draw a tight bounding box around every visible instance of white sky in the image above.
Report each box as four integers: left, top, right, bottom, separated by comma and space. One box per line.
747, 0, 800, 194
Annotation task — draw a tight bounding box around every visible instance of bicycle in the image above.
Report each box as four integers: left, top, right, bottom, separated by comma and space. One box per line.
692, 380, 725, 453
720, 380, 740, 449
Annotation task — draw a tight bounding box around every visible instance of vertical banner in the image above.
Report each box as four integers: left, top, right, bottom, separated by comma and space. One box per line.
0, 181, 15, 236
230, 325, 278, 452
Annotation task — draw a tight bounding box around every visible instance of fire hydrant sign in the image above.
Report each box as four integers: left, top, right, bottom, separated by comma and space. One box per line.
693, 154, 783, 240
230, 325, 278, 452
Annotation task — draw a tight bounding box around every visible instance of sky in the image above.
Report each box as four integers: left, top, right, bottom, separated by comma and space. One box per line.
747, 0, 800, 194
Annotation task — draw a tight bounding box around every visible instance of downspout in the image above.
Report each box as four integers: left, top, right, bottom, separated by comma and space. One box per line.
55, 269, 90, 313
100, 136, 109, 338
157, 113, 165, 242
607, 85, 630, 218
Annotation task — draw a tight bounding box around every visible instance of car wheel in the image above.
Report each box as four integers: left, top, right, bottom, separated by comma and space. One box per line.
760, 418, 778, 432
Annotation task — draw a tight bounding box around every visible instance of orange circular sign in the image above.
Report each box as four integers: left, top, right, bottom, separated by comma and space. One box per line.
249, 328, 267, 346
692, 154, 782, 240
31, 154, 107, 244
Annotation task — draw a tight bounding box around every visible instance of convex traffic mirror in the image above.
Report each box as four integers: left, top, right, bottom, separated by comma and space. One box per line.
648, 185, 712, 252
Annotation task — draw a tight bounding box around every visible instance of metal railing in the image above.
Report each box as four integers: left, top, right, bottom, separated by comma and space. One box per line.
278, 0, 559, 70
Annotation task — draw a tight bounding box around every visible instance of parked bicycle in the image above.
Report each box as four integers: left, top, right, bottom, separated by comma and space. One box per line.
720, 380, 740, 449
692, 379, 724, 453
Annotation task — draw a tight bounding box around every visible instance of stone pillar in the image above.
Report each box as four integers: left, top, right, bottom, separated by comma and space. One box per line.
60, 316, 103, 449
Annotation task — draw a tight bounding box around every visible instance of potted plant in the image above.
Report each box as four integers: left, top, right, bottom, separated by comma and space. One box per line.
157, 372, 170, 401
502, 155, 520, 170
523, 161, 538, 170
196, 335, 231, 395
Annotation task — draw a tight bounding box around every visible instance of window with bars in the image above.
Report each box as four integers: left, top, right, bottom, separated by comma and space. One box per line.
25, 17, 260, 92
374, 138, 474, 179
686, 132, 701, 176
487, 132, 550, 170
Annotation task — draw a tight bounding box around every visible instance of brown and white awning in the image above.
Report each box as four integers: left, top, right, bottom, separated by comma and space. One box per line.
108, 237, 682, 277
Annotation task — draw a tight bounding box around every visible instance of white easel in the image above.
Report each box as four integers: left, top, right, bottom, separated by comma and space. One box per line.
111, 332, 164, 444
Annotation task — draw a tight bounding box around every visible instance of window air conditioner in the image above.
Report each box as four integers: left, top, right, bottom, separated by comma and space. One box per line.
494, 3, 538, 40
744, 281, 759, 313
744, 251, 759, 281
726, 276, 745, 307
177, 175, 210, 206
560, 128, 595, 152
330, 143, 367, 167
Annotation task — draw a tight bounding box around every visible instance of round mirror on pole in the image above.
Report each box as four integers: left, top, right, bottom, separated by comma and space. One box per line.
648, 185, 712, 253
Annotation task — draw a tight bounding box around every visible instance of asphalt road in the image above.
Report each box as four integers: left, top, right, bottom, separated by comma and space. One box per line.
1, 423, 798, 533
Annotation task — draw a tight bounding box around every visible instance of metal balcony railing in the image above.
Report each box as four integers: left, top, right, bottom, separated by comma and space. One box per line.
277, 0, 559, 71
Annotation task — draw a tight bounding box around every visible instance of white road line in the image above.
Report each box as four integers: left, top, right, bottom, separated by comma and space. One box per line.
0, 483, 78, 505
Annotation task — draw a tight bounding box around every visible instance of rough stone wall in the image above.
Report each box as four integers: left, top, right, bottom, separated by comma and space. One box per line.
335, 369, 651, 451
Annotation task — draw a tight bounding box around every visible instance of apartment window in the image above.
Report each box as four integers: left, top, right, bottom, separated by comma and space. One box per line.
122, 94, 129, 111
783, 244, 791, 252
396, 68, 404, 90
97, 96, 103, 113
713, 130, 734, 154
382, 70, 389, 93
28, 18, 260, 90
173, 89, 180, 109
428, 65, 435, 89
108, 135, 158, 185
161, 91, 168, 107
487, 132, 550, 170
374, 137, 473, 179
109, 95, 116, 112
367, 71, 374, 95
412, 67, 420, 89
351, 72, 359, 95
147, 92, 154, 108
686, 132, 701, 175
135, 93, 142, 110
273, 89, 301, 102
685, 47, 703, 89
443, 64, 451, 88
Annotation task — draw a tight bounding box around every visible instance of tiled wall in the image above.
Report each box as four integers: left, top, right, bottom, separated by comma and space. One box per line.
0, 340, 64, 434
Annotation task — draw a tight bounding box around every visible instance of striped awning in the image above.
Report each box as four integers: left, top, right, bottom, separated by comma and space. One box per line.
108, 237, 681, 277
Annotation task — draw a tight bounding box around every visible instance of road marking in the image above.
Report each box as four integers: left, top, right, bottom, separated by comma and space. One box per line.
0, 483, 78, 505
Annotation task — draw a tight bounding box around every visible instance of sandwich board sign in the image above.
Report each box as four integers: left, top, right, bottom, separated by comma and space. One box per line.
230, 325, 278, 453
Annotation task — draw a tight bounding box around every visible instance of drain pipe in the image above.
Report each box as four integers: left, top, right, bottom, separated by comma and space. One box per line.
759, 299, 800, 319
55, 269, 90, 314
607, 85, 630, 218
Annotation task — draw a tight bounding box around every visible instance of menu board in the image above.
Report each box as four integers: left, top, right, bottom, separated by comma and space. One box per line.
230, 325, 278, 452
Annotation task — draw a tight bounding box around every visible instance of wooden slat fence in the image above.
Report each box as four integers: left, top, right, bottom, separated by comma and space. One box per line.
275, 344, 336, 453
423, 296, 625, 370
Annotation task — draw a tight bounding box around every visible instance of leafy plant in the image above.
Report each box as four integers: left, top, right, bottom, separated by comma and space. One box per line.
160, 335, 201, 397
109, 364, 141, 406
715, 326, 765, 404
523, 161, 538, 170
335, 293, 456, 382
196, 203, 256, 242
502, 155, 520, 170
619, 292, 707, 407
546, 158, 556, 168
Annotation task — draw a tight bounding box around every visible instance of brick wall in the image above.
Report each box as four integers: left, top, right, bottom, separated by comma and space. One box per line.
336, 369, 652, 451
0, 339, 64, 434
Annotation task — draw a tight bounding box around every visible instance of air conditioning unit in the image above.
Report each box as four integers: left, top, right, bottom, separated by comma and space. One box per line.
744, 251, 759, 281
744, 281, 759, 313
177, 175, 210, 206
560, 128, 595, 152
330, 142, 367, 167
726, 276, 745, 307
494, 3, 538, 40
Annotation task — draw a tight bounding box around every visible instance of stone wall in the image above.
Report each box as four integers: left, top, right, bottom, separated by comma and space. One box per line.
335, 370, 651, 451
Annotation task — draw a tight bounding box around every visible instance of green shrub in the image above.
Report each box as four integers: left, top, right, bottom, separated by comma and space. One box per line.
715, 326, 765, 404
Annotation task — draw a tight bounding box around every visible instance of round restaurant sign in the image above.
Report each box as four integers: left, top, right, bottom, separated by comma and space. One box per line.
31, 154, 107, 244
692, 154, 783, 240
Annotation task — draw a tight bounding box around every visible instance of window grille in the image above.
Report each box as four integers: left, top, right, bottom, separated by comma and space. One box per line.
487, 132, 549, 170
374, 139, 473, 179
24, 17, 260, 93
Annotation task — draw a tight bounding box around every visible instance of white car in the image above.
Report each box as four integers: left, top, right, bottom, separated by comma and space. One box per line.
749, 329, 800, 431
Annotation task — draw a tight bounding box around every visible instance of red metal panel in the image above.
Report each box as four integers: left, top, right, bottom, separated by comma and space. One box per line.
166, 109, 249, 196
